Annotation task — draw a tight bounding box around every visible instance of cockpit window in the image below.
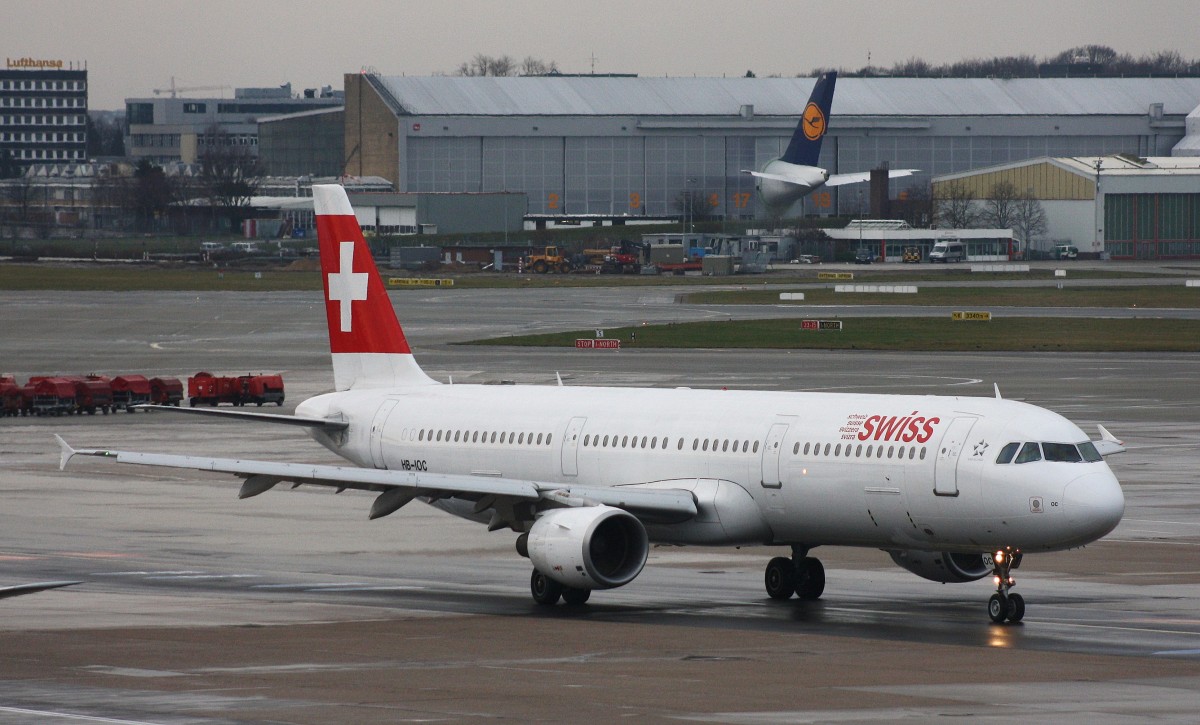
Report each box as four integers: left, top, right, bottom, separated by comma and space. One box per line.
995, 442, 1020, 464
1078, 441, 1103, 462
1043, 442, 1083, 462
1014, 442, 1042, 464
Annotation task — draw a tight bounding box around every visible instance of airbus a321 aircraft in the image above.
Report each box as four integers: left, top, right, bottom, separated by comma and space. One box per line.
60, 184, 1126, 624
747, 71, 917, 216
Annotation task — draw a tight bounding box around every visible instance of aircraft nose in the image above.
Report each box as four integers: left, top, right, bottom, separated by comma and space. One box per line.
1062, 471, 1125, 541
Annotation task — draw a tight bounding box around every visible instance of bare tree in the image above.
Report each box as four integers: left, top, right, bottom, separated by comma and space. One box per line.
981, 181, 1021, 229
1012, 192, 1048, 253
456, 54, 519, 77
520, 56, 558, 76
934, 181, 980, 228
198, 125, 261, 229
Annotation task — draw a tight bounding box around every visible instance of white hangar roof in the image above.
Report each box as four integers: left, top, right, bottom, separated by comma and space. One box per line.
374, 75, 1200, 118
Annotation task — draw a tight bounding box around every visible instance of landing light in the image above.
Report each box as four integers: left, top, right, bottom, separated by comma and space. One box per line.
994, 550, 1005, 564
993, 575, 1002, 586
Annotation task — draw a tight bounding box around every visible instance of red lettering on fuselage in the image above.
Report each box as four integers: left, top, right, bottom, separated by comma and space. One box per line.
855, 411, 941, 443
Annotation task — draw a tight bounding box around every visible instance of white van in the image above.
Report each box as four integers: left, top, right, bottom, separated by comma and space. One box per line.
230, 242, 259, 254
928, 240, 965, 263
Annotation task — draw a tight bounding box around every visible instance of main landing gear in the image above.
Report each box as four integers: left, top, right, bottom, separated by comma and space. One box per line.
986, 547, 1025, 624
530, 569, 591, 606
764, 546, 825, 601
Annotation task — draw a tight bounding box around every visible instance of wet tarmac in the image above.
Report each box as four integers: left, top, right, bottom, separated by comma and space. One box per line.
2, 280, 1199, 722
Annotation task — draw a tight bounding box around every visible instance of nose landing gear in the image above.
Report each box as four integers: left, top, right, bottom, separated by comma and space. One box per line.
986, 547, 1024, 624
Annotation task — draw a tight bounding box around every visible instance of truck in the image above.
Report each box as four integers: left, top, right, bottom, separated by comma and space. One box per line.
73, 379, 113, 414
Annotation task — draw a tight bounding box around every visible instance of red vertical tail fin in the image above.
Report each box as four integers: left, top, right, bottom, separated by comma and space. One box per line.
314, 184, 436, 390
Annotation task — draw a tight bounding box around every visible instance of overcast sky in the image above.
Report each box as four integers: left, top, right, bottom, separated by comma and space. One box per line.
8, 0, 1200, 110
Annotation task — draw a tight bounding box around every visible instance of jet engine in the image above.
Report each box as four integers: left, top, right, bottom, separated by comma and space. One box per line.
888, 549, 990, 583
526, 506, 648, 589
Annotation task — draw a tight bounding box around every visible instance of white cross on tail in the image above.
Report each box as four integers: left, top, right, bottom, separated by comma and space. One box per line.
327, 241, 368, 332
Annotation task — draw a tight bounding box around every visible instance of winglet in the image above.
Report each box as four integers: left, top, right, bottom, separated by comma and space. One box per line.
1094, 424, 1127, 456
55, 434, 76, 471
994, 383, 1002, 399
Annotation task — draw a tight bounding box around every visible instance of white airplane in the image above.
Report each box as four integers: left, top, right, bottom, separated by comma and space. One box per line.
59, 184, 1126, 623
746, 71, 917, 217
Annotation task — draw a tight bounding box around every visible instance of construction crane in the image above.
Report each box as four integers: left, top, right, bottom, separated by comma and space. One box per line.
153, 77, 229, 98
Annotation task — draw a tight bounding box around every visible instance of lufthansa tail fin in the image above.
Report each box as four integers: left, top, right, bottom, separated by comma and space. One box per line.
780, 71, 836, 167
313, 184, 437, 390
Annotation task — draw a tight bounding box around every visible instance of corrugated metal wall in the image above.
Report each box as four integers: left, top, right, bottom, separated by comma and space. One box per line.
932, 161, 1094, 200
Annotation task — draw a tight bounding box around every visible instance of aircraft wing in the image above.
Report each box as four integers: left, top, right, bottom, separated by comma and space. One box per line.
824, 169, 917, 187
56, 437, 698, 526
0, 581, 81, 601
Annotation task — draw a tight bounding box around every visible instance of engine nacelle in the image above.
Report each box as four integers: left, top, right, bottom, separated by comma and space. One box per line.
888, 549, 990, 584
527, 506, 648, 590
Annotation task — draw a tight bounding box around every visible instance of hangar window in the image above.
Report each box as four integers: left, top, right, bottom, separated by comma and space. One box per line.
995, 442, 1020, 464
1014, 442, 1042, 464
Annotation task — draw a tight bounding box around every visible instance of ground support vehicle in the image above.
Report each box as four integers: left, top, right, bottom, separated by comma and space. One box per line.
150, 377, 184, 406
111, 375, 152, 412
73, 379, 113, 414
189, 372, 285, 407
525, 246, 573, 274
31, 378, 77, 416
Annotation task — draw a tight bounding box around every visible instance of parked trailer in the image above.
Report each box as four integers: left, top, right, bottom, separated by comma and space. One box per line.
111, 375, 152, 412
239, 374, 285, 407
150, 377, 184, 406
188, 372, 284, 407
31, 378, 77, 416
73, 379, 113, 414
1, 381, 27, 417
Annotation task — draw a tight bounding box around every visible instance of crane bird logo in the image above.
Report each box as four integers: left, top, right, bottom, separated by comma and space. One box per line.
802, 101, 827, 141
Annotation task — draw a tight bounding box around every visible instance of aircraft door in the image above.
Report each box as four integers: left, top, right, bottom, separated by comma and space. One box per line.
369, 399, 398, 469
934, 416, 977, 496
760, 423, 789, 488
560, 416, 587, 477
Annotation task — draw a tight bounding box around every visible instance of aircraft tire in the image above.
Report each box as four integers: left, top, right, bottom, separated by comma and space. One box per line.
562, 587, 592, 605
988, 592, 1009, 623
796, 557, 825, 600
530, 569, 563, 605
1006, 592, 1025, 623
764, 557, 796, 599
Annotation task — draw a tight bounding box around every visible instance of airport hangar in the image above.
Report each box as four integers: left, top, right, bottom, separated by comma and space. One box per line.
321, 73, 1200, 223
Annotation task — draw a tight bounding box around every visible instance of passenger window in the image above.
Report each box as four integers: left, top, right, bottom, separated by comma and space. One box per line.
1043, 442, 1083, 463
1014, 442, 1042, 464
651, 436, 657, 449
920, 447, 926, 460
834, 444, 842, 456
823, 443, 831, 456
722, 440, 729, 452
702, 440, 709, 451
742, 441, 749, 453
908, 447, 915, 460
753, 441, 759, 453
546, 433, 552, 446
537, 433, 544, 445
995, 442, 1020, 464
856, 444, 863, 457
490, 432, 497, 443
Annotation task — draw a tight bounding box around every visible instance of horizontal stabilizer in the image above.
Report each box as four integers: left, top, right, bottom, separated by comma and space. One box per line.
825, 169, 917, 187
134, 405, 348, 431
0, 581, 81, 600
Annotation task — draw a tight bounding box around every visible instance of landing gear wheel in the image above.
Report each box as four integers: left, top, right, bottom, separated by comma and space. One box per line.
796, 557, 825, 601
1006, 592, 1025, 623
562, 587, 592, 605
764, 557, 796, 600
988, 592, 1009, 623
530, 570, 563, 605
